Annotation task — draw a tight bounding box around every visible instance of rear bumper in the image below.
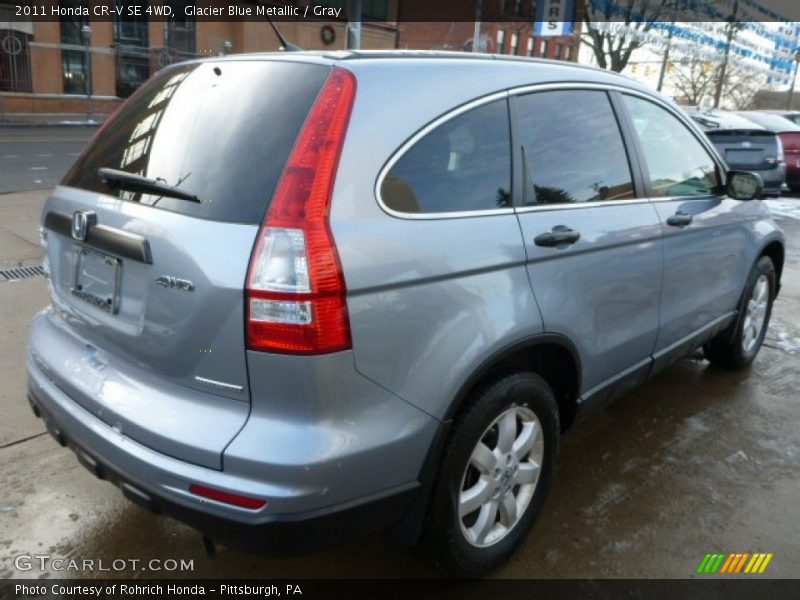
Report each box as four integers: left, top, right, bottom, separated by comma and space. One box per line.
26, 364, 421, 553
756, 168, 785, 196
25, 301, 442, 552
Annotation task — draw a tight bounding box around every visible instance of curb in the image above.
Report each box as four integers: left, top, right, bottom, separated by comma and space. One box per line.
0, 120, 102, 128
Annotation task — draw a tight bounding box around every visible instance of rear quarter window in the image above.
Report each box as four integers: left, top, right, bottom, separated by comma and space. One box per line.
63, 60, 330, 224
380, 99, 512, 215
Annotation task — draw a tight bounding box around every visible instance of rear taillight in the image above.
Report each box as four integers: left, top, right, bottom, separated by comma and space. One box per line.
246, 68, 355, 354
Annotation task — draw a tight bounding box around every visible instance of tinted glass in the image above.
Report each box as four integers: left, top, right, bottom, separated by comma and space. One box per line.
381, 100, 512, 214
515, 90, 634, 205
623, 95, 720, 198
63, 61, 329, 224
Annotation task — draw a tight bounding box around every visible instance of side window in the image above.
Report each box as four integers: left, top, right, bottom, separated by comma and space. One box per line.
622, 95, 720, 198
381, 99, 511, 214
515, 90, 635, 205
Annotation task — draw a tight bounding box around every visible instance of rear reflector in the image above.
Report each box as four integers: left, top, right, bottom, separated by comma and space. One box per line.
246, 67, 356, 354
189, 484, 267, 510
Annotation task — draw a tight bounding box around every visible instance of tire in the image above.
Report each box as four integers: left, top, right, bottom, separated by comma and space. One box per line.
789, 184, 800, 195
419, 372, 560, 577
704, 256, 776, 370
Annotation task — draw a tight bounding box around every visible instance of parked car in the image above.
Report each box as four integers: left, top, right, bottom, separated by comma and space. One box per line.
758, 109, 800, 126
27, 52, 785, 576
685, 108, 785, 197
735, 110, 800, 193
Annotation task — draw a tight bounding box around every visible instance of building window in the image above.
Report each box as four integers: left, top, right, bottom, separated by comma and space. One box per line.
59, 0, 88, 45
62, 49, 89, 95
539, 39, 548, 57
510, 32, 519, 56
114, 0, 149, 98
362, 0, 388, 20
555, 42, 563, 60
566, 43, 574, 61
114, 1, 148, 46
0, 28, 33, 92
60, 1, 90, 95
496, 29, 506, 54
166, 1, 196, 55
527, 36, 534, 57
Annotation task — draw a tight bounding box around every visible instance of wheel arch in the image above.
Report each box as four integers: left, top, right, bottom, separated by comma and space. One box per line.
391, 334, 582, 547
759, 239, 785, 287
443, 334, 582, 433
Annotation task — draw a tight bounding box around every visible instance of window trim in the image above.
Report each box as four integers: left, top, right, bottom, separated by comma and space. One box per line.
508, 82, 728, 213
614, 91, 725, 201
375, 90, 515, 220
375, 82, 729, 220
510, 88, 643, 208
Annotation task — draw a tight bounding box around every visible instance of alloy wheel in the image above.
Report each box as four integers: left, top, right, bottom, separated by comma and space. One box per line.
742, 274, 769, 354
458, 406, 544, 548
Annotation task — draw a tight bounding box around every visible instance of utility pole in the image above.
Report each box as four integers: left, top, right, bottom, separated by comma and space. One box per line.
81, 24, 93, 123
657, 22, 674, 92
346, 0, 362, 50
472, 0, 483, 53
787, 50, 800, 110
713, 0, 739, 109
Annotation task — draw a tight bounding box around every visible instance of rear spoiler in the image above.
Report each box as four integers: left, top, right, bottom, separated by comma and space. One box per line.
705, 129, 775, 137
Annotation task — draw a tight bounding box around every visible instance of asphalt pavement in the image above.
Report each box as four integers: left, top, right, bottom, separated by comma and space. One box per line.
1, 127, 800, 579
0, 127, 95, 194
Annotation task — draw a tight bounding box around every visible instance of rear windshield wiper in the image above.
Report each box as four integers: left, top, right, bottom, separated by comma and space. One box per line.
99, 168, 201, 204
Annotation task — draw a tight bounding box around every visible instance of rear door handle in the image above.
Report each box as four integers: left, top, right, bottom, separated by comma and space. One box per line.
534, 225, 581, 248
666, 211, 693, 227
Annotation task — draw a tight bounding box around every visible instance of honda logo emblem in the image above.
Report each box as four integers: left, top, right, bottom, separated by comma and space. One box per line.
71, 210, 96, 241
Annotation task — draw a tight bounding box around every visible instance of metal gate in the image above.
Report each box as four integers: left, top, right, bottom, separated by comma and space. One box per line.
0, 29, 32, 92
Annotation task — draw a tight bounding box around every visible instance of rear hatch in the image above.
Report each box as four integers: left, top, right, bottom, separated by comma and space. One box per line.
39, 58, 330, 468
705, 129, 780, 171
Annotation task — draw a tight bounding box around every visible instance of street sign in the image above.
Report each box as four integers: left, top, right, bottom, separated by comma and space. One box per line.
533, 0, 576, 37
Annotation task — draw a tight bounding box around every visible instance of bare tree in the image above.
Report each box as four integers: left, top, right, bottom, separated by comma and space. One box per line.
670, 57, 718, 106
670, 56, 765, 109
719, 63, 765, 109
582, 0, 671, 72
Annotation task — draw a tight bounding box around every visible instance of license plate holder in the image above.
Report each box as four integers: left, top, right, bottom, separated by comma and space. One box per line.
71, 247, 121, 314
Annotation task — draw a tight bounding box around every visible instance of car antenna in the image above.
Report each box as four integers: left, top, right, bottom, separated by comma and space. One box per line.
255, 2, 302, 51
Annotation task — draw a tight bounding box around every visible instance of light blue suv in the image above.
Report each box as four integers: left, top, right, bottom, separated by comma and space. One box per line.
27, 51, 784, 575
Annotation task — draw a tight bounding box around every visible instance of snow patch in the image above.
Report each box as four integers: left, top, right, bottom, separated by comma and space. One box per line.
584, 483, 628, 518
765, 320, 800, 354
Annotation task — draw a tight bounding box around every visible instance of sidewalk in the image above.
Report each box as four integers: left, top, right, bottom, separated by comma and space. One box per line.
0, 190, 47, 268
0, 113, 107, 128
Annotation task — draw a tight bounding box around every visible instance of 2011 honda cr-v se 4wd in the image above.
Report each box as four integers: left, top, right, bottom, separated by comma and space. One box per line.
27, 51, 785, 576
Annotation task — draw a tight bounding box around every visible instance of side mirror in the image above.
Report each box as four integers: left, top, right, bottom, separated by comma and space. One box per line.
727, 171, 763, 201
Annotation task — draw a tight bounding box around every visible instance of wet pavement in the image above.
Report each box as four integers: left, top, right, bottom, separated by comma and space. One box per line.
1, 190, 799, 579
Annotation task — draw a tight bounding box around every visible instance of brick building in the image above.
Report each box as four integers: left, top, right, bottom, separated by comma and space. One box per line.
1, 0, 579, 120
395, 0, 581, 61
395, 20, 579, 60
0, 0, 398, 119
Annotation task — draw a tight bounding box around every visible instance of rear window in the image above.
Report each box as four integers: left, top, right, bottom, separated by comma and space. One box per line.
63, 60, 329, 224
